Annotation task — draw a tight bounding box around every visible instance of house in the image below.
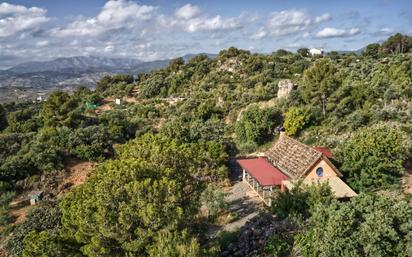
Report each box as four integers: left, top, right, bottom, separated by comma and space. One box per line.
237, 133, 357, 206
309, 48, 324, 56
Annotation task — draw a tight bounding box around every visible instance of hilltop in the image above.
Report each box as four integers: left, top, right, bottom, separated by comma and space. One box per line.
0, 33, 411, 257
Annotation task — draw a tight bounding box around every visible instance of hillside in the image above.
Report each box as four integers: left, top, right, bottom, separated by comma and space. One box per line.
0, 55, 217, 103
0, 34, 411, 257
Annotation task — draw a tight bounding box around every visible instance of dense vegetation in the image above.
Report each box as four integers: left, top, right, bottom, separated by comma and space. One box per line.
1, 33, 411, 256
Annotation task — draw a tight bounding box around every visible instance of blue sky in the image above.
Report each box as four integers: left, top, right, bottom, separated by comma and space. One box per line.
0, 0, 411, 68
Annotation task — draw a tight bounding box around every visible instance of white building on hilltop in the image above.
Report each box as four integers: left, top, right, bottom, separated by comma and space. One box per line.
309, 48, 324, 56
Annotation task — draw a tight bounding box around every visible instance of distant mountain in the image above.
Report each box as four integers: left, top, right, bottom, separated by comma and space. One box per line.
0, 54, 217, 102
8, 56, 143, 74
182, 53, 217, 61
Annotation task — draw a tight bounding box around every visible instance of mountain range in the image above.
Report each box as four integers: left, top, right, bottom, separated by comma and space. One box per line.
0, 54, 216, 89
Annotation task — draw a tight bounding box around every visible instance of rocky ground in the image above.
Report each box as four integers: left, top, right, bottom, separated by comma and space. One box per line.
220, 213, 296, 257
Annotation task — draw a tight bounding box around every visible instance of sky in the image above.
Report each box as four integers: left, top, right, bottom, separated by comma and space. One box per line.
0, 0, 411, 69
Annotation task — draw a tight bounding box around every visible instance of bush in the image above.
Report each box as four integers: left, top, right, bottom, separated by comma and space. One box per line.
283, 106, 312, 136
337, 125, 408, 191
200, 184, 228, 219
264, 234, 292, 257
296, 194, 412, 257
235, 105, 281, 145
6, 202, 61, 257
272, 181, 333, 220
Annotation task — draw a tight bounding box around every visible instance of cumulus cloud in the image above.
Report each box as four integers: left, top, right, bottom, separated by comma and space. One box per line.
252, 9, 331, 39
267, 10, 331, 36
52, 0, 156, 37
165, 4, 241, 33
316, 27, 360, 38
175, 4, 201, 20
0, 2, 49, 37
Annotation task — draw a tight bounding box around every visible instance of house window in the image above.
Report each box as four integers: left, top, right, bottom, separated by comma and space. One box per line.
316, 167, 324, 177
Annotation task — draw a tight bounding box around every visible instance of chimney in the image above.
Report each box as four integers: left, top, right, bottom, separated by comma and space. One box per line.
275, 125, 286, 137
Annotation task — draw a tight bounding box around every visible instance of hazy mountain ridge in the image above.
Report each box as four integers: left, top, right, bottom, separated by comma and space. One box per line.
0, 54, 217, 88
7, 56, 143, 74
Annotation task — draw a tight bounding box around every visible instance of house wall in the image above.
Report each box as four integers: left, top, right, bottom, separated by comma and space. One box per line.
306, 159, 339, 179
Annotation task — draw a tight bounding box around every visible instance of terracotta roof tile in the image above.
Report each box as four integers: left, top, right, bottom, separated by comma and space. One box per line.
265, 134, 322, 179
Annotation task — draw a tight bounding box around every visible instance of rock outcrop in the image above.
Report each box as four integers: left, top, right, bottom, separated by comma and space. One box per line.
277, 79, 294, 98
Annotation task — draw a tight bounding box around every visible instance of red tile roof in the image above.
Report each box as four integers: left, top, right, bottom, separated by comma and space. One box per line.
237, 157, 290, 186
314, 147, 333, 159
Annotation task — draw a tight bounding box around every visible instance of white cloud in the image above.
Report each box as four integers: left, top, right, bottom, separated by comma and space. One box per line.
52, 0, 156, 37
36, 40, 49, 47
184, 15, 240, 32
316, 27, 360, 38
0, 2, 49, 37
175, 4, 201, 20
250, 29, 267, 40
166, 4, 241, 33
266, 9, 331, 37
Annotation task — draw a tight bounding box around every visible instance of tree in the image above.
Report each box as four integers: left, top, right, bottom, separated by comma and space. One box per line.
297, 48, 310, 57
200, 184, 228, 219
381, 33, 412, 54
6, 202, 64, 257
140, 73, 168, 98
337, 125, 407, 191
6, 108, 41, 133
362, 43, 381, 58
147, 230, 201, 257
296, 194, 412, 257
22, 231, 83, 257
96, 75, 134, 93
68, 125, 112, 161
40, 91, 81, 128
0, 104, 7, 131
59, 135, 227, 256
300, 59, 340, 116
272, 181, 333, 220
235, 105, 282, 146
283, 107, 312, 136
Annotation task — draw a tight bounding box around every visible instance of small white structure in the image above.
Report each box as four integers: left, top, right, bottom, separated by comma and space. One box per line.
29, 190, 43, 205
115, 98, 122, 105
309, 48, 324, 56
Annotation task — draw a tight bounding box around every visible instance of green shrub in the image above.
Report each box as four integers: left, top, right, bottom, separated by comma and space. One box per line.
235, 105, 281, 145
264, 234, 292, 257
283, 106, 312, 136
272, 181, 333, 220
296, 194, 412, 257
337, 125, 407, 191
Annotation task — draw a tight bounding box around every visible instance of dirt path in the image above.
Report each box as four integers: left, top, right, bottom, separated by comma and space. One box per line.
402, 168, 412, 194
